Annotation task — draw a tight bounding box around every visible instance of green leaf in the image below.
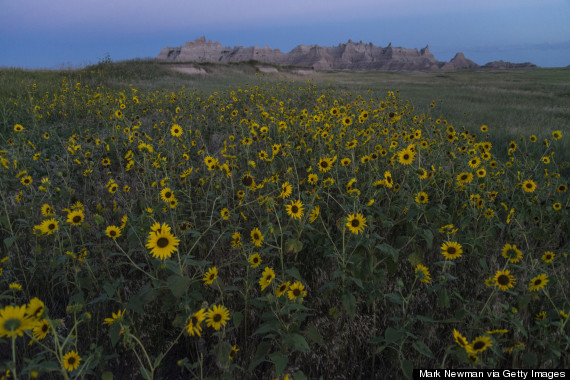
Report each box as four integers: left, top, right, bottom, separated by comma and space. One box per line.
102, 371, 114, 380
214, 341, 232, 369
248, 342, 271, 371
437, 288, 450, 309
283, 333, 310, 353
376, 243, 398, 261
126, 295, 144, 315
286, 267, 303, 282
3, 236, 17, 249
412, 340, 434, 358
285, 238, 303, 254
304, 326, 325, 347
167, 275, 190, 298
421, 229, 433, 249
341, 292, 357, 318
232, 311, 243, 329
385, 293, 403, 305
511, 319, 528, 338
401, 359, 414, 379
522, 352, 537, 366
293, 370, 308, 380
253, 320, 280, 335
269, 352, 288, 376
109, 323, 121, 347
384, 327, 406, 345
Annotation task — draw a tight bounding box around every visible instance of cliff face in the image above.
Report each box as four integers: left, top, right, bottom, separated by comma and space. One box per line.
157, 37, 536, 71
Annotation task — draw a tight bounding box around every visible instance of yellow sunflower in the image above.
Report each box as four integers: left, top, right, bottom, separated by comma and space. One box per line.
186, 309, 206, 337
309, 206, 320, 223
206, 305, 230, 331
346, 213, 367, 235
441, 241, 463, 260
203, 267, 218, 285
317, 157, 334, 173
171, 124, 183, 137
287, 281, 307, 300
160, 187, 175, 202
414, 264, 432, 284
397, 148, 415, 165
105, 225, 122, 239
494, 270, 516, 291
280, 182, 293, 198
66, 209, 84, 226
414, 192, 429, 204
251, 228, 264, 247
542, 251, 555, 263
249, 253, 262, 268
501, 243, 523, 263
0, 305, 36, 338
103, 309, 125, 326
529, 274, 548, 292
276, 281, 290, 297
467, 336, 492, 354
522, 180, 537, 193
145, 223, 180, 260
62, 350, 82, 372
259, 267, 275, 291
32, 319, 50, 340
285, 200, 305, 220
452, 328, 469, 349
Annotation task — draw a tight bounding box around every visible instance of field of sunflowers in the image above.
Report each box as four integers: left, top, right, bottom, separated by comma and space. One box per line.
0, 62, 569, 379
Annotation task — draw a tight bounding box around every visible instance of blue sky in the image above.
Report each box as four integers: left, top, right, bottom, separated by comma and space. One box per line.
1, 0, 569, 68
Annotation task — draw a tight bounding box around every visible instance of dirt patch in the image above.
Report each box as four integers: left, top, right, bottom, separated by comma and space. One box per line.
257, 66, 279, 73
291, 69, 314, 75
170, 66, 207, 75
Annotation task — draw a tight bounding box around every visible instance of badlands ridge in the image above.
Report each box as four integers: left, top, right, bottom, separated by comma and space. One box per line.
158, 37, 537, 71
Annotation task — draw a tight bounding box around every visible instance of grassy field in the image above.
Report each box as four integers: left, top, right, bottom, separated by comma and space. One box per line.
0, 60, 569, 379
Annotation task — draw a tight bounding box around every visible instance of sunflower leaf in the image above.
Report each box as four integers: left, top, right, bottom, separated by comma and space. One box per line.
167, 275, 191, 299
342, 292, 357, 318
269, 352, 288, 376
412, 340, 434, 358
3, 236, 17, 249
304, 326, 326, 347
511, 318, 528, 338
283, 332, 309, 353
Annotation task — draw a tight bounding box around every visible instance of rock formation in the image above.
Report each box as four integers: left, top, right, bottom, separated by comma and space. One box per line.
158, 37, 536, 71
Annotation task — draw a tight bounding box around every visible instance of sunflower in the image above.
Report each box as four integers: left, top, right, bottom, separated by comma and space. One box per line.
501, 243, 523, 263
103, 309, 125, 326
480, 125, 488, 133
552, 130, 562, 140
0, 305, 36, 338
21, 176, 32, 186
557, 184, 567, 193
414, 192, 429, 204
346, 213, 367, 235
206, 305, 230, 331
25, 297, 45, 320
231, 232, 242, 248
38, 218, 59, 235
217, 208, 229, 221
441, 241, 463, 260
159, 188, 174, 203
522, 180, 537, 193
346, 140, 358, 149
186, 309, 206, 337
280, 182, 293, 198
467, 336, 492, 354
529, 274, 549, 292
494, 270, 516, 291
105, 225, 122, 239
309, 206, 320, 223
171, 124, 183, 137
62, 350, 82, 372
341, 158, 351, 166
288, 281, 306, 300
384, 171, 393, 188
397, 148, 415, 165
66, 209, 84, 226
542, 251, 555, 263
342, 116, 352, 126
259, 267, 276, 291
249, 253, 262, 268
14, 124, 24, 132
32, 319, 50, 340
229, 345, 240, 360
203, 267, 218, 285
276, 281, 290, 297
286, 200, 305, 220
414, 264, 432, 284
251, 228, 264, 247
41, 204, 55, 217
536, 311, 547, 320
307, 173, 318, 185
317, 157, 334, 173
145, 223, 180, 260
457, 172, 474, 184
468, 157, 481, 169
553, 202, 562, 211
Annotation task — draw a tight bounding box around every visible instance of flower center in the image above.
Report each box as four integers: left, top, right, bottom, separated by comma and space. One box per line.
498, 275, 510, 285
156, 237, 169, 248
68, 357, 76, 365
292, 206, 298, 213
473, 341, 484, 350
351, 219, 360, 227
73, 216, 81, 223
293, 289, 301, 296
213, 314, 222, 322
447, 247, 456, 255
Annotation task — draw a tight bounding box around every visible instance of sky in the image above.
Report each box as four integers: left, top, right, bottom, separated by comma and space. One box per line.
1, 0, 569, 69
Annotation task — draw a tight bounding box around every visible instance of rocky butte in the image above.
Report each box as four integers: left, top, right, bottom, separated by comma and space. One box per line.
157, 37, 537, 71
